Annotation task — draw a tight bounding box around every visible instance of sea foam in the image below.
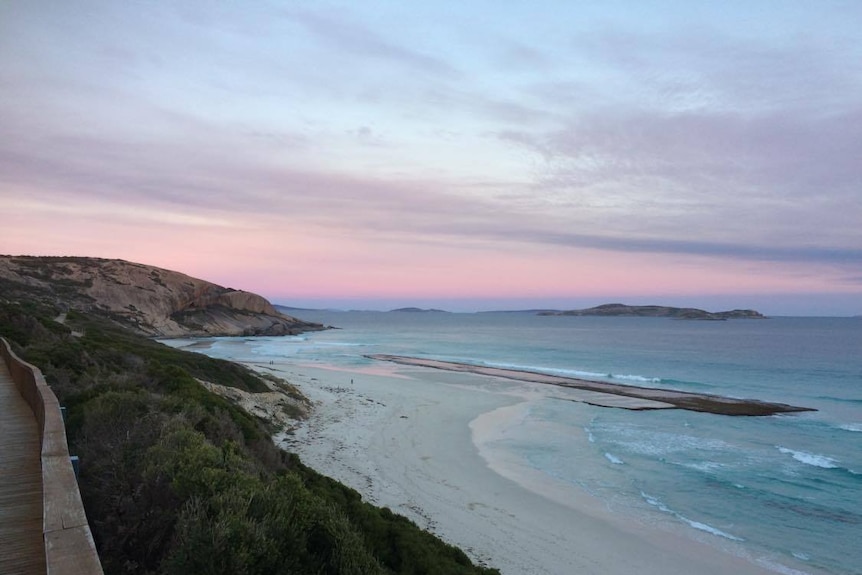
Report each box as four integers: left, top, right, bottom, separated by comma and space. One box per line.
777, 447, 839, 469
612, 373, 662, 383
641, 492, 744, 541
604, 452, 624, 465
680, 461, 724, 474
755, 557, 814, 575
471, 360, 662, 384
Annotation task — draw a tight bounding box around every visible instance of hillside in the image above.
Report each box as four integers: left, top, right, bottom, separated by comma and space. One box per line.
0, 261, 500, 575
539, 303, 766, 320
0, 256, 324, 337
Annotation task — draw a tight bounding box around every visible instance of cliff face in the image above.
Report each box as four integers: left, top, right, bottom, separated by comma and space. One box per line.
0, 256, 324, 337
539, 303, 766, 320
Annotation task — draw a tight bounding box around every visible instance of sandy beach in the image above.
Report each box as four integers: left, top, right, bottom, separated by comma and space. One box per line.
248, 357, 788, 575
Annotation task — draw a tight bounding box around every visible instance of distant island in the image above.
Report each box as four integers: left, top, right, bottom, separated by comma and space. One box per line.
539, 303, 766, 320
389, 307, 448, 313
478, 309, 561, 314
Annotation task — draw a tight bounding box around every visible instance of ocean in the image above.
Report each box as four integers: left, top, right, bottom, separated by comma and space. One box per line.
182, 311, 862, 575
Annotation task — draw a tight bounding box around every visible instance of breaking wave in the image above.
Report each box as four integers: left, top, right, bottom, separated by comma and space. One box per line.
777, 447, 839, 470
641, 492, 744, 541
604, 452, 624, 464
467, 359, 663, 384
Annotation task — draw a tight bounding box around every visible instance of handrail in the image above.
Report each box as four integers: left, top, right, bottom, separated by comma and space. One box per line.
0, 337, 103, 575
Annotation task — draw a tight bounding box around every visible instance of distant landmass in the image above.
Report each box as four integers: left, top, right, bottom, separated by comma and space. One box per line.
539, 303, 766, 320
389, 307, 448, 313
273, 305, 320, 312
478, 309, 561, 314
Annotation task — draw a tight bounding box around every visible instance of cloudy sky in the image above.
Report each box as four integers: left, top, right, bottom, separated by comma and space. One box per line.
2, 1, 860, 314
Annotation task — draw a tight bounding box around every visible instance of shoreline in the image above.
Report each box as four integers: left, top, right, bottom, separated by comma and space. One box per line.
251, 358, 792, 575
368, 354, 815, 416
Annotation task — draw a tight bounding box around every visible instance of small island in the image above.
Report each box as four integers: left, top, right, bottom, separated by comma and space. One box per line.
539, 303, 766, 320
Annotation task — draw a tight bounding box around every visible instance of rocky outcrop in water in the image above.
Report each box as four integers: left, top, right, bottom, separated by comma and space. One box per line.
539, 303, 766, 320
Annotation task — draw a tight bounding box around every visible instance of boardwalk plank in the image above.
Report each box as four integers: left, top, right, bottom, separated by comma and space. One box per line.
0, 363, 46, 575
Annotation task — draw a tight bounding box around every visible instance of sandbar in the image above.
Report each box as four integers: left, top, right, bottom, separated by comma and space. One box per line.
368, 354, 815, 416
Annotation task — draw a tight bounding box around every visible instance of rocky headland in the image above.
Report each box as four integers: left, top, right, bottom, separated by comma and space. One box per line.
0, 255, 324, 337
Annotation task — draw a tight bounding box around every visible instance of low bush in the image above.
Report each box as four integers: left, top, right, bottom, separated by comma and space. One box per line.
0, 301, 500, 575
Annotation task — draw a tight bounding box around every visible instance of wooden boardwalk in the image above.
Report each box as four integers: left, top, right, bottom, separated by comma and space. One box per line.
0, 360, 46, 575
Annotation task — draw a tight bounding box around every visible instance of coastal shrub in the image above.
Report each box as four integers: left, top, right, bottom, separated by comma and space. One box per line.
153, 436, 384, 574
166, 478, 385, 575
68, 311, 269, 393
0, 303, 501, 575
296, 462, 489, 574
144, 428, 258, 500
73, 391, 178, 573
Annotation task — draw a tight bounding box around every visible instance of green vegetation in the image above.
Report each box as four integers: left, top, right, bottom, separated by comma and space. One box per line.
0, 301, 499, 575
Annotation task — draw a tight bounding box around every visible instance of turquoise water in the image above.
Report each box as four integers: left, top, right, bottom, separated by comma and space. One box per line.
192, 312, 862, 574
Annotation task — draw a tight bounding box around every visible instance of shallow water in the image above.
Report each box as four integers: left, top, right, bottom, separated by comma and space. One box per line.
175, 312, 862, 575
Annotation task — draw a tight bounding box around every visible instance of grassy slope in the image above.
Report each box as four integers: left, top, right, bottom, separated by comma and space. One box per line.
0, 300, 499, 575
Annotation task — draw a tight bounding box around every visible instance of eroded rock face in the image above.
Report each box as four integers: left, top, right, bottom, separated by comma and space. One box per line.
216, 290, 279, 316
0, 255, 325, 337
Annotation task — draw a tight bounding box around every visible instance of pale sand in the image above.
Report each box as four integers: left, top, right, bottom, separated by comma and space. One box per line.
250, 359, 793, 575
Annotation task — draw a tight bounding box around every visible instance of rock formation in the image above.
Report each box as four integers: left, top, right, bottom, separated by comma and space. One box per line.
539, 303, 766, 320
0, 255, 324, 337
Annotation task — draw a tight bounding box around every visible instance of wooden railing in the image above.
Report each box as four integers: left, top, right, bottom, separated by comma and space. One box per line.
0, 338, 103, 575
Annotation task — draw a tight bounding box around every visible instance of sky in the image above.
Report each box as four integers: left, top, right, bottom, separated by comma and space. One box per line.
2, 1, 861, 315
